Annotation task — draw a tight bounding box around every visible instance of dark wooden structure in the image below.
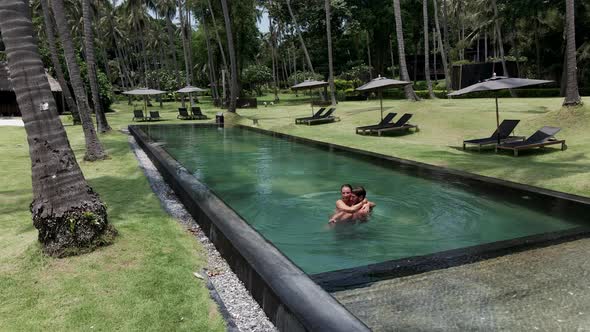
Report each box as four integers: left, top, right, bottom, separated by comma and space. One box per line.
0, 62, 65, 116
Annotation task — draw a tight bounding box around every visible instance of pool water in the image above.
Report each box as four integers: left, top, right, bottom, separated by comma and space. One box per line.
142, 125, 581, 274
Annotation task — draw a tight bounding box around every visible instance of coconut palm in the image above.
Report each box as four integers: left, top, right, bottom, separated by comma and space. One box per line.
39, 0, 80, 125
220, 0, 238, 113
423, 0, 435, 98
286, 0, 314, 73
325, 0, 336, 105
392, 0, 419, 101
83, 0, 111, 132
50, 0, 107, 161
563, 0, 582, 106
0, 0, 115, 257
432, 0, 450, 92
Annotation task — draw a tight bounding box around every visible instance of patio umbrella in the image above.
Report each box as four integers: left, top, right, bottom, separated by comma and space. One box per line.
123, 88, 166, 118
177, 86, 208, 106
291, 79, 329, 116
448, 74, 553, 129
356, 76, 411, 121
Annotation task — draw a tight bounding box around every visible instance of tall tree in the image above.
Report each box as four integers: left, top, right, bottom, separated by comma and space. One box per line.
177, 0, 193, 108
491, 0, 509, 78
286, 0, 315, 73
0, 0, 116, 257
220, 0, 238, 113
83, 0, 111, 132
563, 0, 582, 106
39, 0, 80, 125
325, 0, 337, 105
423, 0, 435, 98
50, 0, 107, 161
393, 0, 419, 100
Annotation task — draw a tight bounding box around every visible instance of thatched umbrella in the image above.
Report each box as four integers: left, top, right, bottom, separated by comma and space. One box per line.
123, 88, 166, 117
291, 79, 329, 116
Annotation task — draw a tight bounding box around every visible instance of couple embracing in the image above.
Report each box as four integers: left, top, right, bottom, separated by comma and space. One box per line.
328, 184, 375, 224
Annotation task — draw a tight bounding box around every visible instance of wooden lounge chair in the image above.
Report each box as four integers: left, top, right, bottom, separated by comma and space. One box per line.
177, 107, 191, 120
295, 107, 326, 124
301, 108, 339, 125
463, 119, 525, 151
149, 111, 162, 121
191, 106, 208, 120
132, 109, 147, 121
361, 113, 417, 136
495, 126, 566, 156
355, 112, 398, 134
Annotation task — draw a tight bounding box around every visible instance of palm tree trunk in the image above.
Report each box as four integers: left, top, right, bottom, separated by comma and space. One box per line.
366, 30, 372, 79
286, 0, 314, 73
423, 0, 435, 98
166, 17, 181, 85
177, 0, 192, 108
433, 0, 450, 93
207, 0, 228, 74
325, 0, 337, 105
50, 0, 107, 161
441, 0, 452, 91
220, 0, 238, 113
491, 0, 515, 98
0, 0, 115, 257
269, 0, 279, 101
39, 0, 80, 125
389, 34, 396, 78
563, 0, 581, 106
82, 0, 111, 132
202, 11, 219, 100
393, 0, 419, 101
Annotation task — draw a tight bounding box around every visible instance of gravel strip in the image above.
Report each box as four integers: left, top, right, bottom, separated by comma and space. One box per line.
127, 132, 277, 332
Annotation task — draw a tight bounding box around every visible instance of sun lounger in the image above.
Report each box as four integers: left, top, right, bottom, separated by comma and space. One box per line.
495, 126, 566, 156
132, 109, 147, 121
295, 108, 326, 124
356, 112, 398, 134
360, 113, 417, 136
191, 107, 208, 120
148, 111, 162, 121
177, 107, 191, 120
463, 119, 525, 151
300, 108, 340, 125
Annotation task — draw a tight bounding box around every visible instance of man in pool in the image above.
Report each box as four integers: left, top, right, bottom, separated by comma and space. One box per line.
329, 185, 375, 223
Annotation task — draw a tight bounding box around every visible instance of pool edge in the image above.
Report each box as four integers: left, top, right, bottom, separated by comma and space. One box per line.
128, 125, 371, 332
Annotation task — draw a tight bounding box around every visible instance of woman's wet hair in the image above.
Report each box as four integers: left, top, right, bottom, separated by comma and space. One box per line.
352, 186, 366, 199
341, 184, 353, 192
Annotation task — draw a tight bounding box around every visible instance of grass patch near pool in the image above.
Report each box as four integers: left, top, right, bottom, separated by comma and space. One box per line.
0, 123, 225, 331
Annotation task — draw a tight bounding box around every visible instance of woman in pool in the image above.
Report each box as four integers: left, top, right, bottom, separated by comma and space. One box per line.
328, 185, 373, 223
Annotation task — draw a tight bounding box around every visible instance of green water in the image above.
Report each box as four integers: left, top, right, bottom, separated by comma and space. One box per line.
142, 125, 580, 274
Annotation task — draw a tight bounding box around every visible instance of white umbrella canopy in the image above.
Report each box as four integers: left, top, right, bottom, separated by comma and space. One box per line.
123, 88, 166, 117
177, 86, 208, 93
291, 80, 329, 116
123, 88, 166, 95
448, 74, 553, 128
356, 76, 411, 121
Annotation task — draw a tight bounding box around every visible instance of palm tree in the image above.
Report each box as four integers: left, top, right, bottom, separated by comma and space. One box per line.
83, 0, 111, 133
286, 0, 314, 73
50, 0, 107, 161
423, 0, 435, 98
220, 0, 238, 113
432, 0, 450, 93
563, 0, 581, 106
0, 0, 116, 257
39, 0, 80, 125
177, 0, 193, 108
325, 0, 336, 105
491, 0, 508, 78
393, 0, 419, 101
201, 9, 220, 100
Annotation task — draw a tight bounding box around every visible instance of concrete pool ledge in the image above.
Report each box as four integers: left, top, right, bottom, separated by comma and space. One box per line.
129, 125, 370, 332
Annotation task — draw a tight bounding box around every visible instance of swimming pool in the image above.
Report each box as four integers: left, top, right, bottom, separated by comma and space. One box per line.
138, 124, 588, 277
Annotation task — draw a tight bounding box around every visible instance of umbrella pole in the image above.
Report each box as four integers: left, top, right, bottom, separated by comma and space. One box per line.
310, 88, 314, 116
379, 90, 384, 121
144, 96, 148, 118
496, 95, 500, 144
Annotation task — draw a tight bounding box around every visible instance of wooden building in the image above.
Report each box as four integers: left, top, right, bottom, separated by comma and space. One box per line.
0, 62, 65, 116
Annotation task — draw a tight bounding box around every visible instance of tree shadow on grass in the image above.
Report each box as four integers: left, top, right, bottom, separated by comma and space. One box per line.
414, 147, 590, 193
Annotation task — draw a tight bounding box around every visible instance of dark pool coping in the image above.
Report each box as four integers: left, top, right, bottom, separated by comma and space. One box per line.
131, 123, 590, 292
129, 124, 370, 332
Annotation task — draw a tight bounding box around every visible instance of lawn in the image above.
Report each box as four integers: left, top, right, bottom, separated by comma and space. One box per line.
1, 94, 588, 330
0, 112, 225, 330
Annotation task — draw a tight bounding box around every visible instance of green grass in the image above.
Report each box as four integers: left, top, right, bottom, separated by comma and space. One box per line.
1, 95, 588, 330
0, 119, 225, 330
